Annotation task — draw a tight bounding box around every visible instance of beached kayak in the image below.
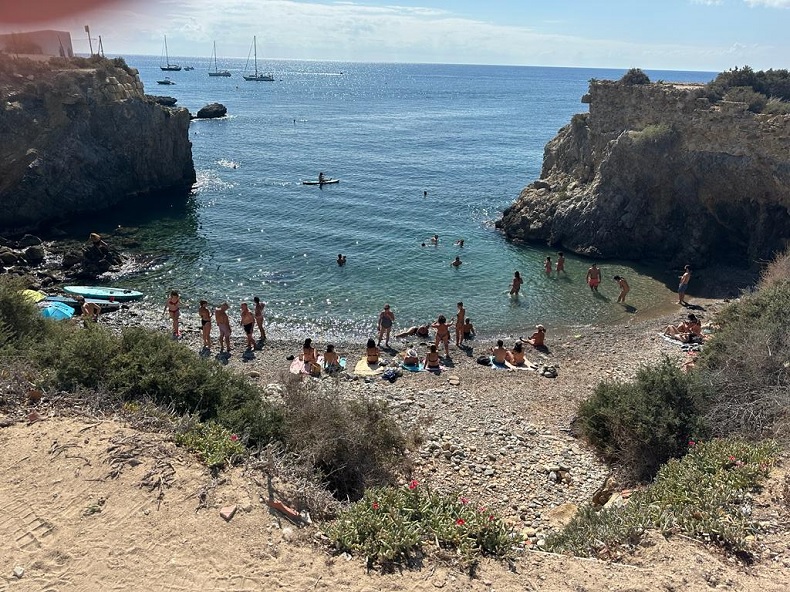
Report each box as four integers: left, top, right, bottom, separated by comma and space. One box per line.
44, 295, 121, 311
63, 286, 143, 302
302, 179, 340, 185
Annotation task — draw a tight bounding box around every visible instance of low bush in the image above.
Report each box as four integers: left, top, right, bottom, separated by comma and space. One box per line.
280, 378, 408, 501
577, 357, 709, 481
326, 481, 512, 571
0, 277, 48, 353
724, 86, 768, 113
174, 420, 246, 468
545, 438, 779, 559
619, 68, 650, 85
698, 250, 790, 440
632, 123, 675, 147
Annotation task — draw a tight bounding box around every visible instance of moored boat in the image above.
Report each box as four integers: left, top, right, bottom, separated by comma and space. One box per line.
63, 286, 143, 302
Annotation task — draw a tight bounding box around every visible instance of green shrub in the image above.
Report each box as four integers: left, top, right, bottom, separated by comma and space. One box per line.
577, 357, 709, 481
175, 420, 246, 468
633, 123, 675, 147
326, 481, 512, 571
706, 66, 790, 103
47, 322, 120, 389
620, 68, 650, 85
0, 277, 48, 352
724, 86, 768, 113
281, 379, 408, 501
698, 251, 790, 440
762, 97, 790, 115
545, 438, 778, 558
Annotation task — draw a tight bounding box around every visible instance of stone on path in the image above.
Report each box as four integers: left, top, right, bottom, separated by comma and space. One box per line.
220, 505, 237, 521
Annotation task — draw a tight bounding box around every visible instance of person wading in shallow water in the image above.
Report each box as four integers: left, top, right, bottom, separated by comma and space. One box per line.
613, 275, 630, 303
586, 263, 601, 292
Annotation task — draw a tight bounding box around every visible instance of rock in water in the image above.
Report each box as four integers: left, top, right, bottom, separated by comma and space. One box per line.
196, 103, 227, 119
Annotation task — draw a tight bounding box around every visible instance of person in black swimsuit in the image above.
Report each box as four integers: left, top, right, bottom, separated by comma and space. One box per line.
198, 300, 212, 348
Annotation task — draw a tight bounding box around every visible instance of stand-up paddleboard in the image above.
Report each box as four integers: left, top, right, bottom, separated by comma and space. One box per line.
63, 286, 143, 302
44, 295, 121, 312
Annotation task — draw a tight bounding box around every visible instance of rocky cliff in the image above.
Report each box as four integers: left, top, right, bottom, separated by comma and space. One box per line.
498, 80, 790, 266
0, 55, 195, 232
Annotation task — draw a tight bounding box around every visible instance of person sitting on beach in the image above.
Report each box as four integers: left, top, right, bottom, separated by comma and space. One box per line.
510, 271, 523, 296
432, 314, 452, 357
491, 340, 508, 365
451, 256, 462, 268
462, 318, 475, 340
664, 313, 702, 340
240, 303, 256, 350
253, 296, 266, 341
523, 325, 546, 347
215, 303, 232, 353
77, 296, 101, 322
613, 275, 630, 303
337, 253, 346, 266
198, 300, 212, 348
377, 303, 395, 347
323, 344, 340, 372
164, 290, 180, 337
301, 338, 318, 364
424, 344, 441, 370
366, 338, 380, 365
506, 341, 526, 366
395, 324, 430, 339
403, 347, 420, 367
586, 264, 601, 292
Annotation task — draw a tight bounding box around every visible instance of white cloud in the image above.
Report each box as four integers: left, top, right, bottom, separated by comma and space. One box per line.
744, 0, 790, 7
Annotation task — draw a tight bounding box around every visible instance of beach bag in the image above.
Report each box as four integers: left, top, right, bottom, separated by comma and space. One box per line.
381, 368, 398, 383
477, 355, 491, 365
309, 362, 322, 377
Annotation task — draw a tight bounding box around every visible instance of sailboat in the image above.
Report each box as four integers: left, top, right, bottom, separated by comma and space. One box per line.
242, 36, 274, 82
160, 35, 181, 71
208, 41, 231, 77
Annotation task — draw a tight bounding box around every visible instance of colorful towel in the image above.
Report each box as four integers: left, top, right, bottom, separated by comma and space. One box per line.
353, 358, 385, 376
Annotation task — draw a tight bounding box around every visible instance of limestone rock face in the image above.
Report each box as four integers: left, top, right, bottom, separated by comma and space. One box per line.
0, 56, 196, 232
498, 81, 790, 266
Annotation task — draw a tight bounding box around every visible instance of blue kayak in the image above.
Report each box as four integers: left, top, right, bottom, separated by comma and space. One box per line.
39, 301, 75, 320
63, 286, 143, 302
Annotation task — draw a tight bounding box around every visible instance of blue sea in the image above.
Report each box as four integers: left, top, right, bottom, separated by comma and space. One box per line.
93, 56, 716, 341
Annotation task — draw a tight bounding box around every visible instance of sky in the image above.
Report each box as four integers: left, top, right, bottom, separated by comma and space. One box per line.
1, 0, 789, 71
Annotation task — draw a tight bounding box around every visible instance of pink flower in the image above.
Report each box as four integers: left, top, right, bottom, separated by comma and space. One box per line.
688, 440, 696, 447
728, 456, 736, 462
408, 480, 419, 490
488, 515, 495, 522
372, 501, 380, 510
456, 518, 465, 526
459, 496, 470, 505
230, 434, 239, 442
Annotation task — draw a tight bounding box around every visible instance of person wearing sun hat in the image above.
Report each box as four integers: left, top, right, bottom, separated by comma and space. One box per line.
523, 324, 546, 347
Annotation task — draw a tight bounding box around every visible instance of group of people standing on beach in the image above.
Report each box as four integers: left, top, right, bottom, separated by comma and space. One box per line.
165, 290, 267, 354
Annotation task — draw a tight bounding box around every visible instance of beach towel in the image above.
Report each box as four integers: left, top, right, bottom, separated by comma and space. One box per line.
353, 358, 385, 376
290, 355, 324, 375
401, 362, 425, 372
489, 356, 508, 370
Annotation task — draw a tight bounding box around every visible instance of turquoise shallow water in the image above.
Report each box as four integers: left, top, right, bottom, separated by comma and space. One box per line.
78, 58, 715, 341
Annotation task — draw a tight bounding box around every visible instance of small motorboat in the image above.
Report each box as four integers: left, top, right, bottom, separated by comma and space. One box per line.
63, 286, 143, 302
302, 178, 340, 186
157, 77, 175, 85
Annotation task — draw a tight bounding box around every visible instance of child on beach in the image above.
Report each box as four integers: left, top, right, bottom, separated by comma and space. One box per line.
198, 300, 212, 348
462, 318, 475, 340
432, 315, 452, 357
240, 303, 256, 350
545, 256, 552, 275
215, 303, 231, 353
253, 296, 266, 341
164, 290, 180, 337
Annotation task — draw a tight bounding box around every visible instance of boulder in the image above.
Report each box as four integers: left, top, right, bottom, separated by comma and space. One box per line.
195, 103, 227, 119
0, 248, 19, 266
17, 234, 42, 248
23, 244, 45, 265
149, 95, 178, 106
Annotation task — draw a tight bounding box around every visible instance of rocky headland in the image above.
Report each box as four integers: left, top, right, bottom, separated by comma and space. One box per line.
498, 79, 790, 267
0, 55, 195, 233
